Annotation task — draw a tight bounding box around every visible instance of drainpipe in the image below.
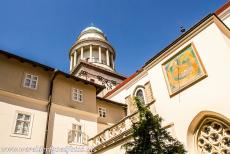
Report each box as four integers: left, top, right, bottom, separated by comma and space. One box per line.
43, 69, 58, 154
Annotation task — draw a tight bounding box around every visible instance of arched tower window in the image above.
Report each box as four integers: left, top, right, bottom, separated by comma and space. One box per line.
134, 87, 145, 104
195, 118, 230, 154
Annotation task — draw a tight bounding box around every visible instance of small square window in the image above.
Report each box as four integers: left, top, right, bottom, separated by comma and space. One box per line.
23, 73, 38, 90
11, 111, 33, 138
72, 88, 83, 102
98, 107, 107, 118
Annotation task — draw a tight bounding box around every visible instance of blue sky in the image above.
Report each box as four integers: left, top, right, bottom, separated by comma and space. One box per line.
0, 0, 227, 76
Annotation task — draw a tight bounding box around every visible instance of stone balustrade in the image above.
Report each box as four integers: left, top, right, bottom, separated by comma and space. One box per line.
88, 112, 139, 152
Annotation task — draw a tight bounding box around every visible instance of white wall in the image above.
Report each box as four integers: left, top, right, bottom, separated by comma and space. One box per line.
0, 101, 47, 154
51, 113, 97, 154
109, 21, 230, 152
110, 73, 150, 103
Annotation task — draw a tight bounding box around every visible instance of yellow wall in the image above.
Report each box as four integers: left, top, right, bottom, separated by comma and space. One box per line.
96, 99, 126, 132
52, 74, 97, 114
0, 55, 53, 101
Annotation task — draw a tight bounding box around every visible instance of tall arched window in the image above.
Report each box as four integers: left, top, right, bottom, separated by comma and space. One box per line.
195, 118, 230, 154
134, 88, 145, 104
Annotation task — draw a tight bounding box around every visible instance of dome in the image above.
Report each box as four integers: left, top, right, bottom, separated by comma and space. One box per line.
70, 25, 116, 73
78, 26, 107, 41
81, 26, 103, 33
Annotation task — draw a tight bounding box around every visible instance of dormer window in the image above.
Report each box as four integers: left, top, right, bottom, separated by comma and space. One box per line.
72, 88, 83, 102
23, 73, 38, 90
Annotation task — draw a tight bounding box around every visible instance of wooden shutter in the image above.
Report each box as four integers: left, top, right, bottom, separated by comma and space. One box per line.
144, 82, 154, 104
125, 95, 136, 114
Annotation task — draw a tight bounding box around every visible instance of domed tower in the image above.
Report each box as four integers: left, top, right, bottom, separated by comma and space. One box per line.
69, 26, 126, 96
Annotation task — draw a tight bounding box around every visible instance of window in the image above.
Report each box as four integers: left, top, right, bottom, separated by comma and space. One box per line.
23, 73, 38, 89
68, 124, 88, 145
98, 107, 106, 118
135, 88, 145, 104
196, 118, 230, 154
72, 88, 83, 102
11, 111, 33, 138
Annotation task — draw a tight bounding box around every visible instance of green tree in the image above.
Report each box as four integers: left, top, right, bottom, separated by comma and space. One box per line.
122, 97, 186, 154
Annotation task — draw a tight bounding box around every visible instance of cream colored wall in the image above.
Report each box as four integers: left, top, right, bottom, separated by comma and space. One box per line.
50, 108, 97, 154
96, 100, 126, 133
0, 55, 52, 101
0, 54, 52, 154
52, 75, 97, 114
0, 98, 47, 154
109, 21, 230, 153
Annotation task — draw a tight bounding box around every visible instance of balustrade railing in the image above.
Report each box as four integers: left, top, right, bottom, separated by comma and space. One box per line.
88, 112, 139, 148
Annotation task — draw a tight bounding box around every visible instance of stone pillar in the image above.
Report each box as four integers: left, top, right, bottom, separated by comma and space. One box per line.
73, 51, 77, 67
90, 45, 92, 62
106, 49, 110, 66
99, 46, 102, 63
70, 55, 73, 71
111, 54, 114, 69
81, 47, 84, 60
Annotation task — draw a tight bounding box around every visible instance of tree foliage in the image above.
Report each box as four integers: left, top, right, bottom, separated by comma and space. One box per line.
122, 97, 186, 154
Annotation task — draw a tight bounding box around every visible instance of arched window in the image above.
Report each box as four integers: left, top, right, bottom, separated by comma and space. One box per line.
195, 118, 230, 154
134, 88, 145, 104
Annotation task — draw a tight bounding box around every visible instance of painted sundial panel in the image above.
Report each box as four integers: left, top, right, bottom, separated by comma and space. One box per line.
162, 43, 207, 96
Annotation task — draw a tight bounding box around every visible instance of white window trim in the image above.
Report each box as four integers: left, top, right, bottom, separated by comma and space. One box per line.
134, 87, 146, 104
23, 73, 39, 90
98, 107, 107, 118
72, 88, 83, 103
11, 110, 34, 139
68, 123, 87, 145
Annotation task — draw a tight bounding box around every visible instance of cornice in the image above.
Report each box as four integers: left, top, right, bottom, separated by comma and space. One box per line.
71, 61, 127, 80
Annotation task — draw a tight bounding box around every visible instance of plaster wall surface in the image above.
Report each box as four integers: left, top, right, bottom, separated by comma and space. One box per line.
109, 21, 230, 153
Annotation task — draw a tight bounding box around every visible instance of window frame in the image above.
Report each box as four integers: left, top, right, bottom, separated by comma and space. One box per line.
98, 107, 107, 118
68, 123, 87, 145
23, 73, 39, 90
134, 87, 146, 104
72, 88, 83, 103
11, 110, 34, 139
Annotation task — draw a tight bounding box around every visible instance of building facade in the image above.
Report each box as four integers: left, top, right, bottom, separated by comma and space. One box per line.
0, 2, 230, 154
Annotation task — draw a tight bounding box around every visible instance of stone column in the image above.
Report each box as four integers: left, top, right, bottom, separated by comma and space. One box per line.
70, 55, 73, 71
106, 49, 110, 66
73, 51, 77, 67
90, 45, 92, 62
81, 47, 84, 60
99, 46, 102, 63
111, 54, 114, 69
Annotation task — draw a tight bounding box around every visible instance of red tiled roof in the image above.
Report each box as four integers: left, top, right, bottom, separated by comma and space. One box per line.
215, 0, 230, 15
103, 69, 142, 98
